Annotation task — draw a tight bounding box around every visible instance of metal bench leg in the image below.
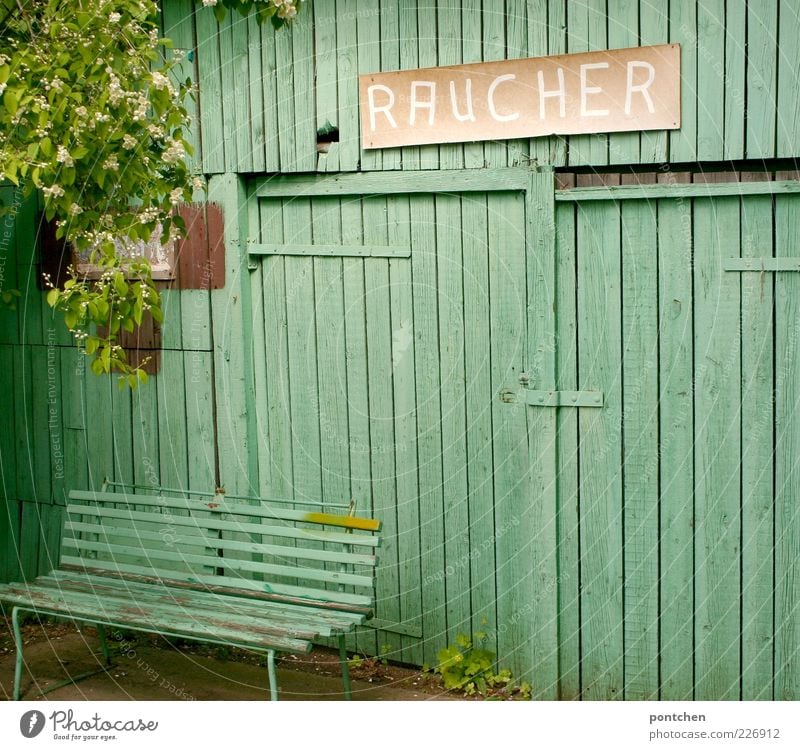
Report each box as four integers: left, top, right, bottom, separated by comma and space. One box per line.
338, 635, 352, 700
96, 624, 112, 665
12, 607, 24, 701
266, 650, 279, 701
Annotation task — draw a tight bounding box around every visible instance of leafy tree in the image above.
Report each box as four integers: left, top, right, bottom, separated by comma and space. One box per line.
0, 0, 299, 386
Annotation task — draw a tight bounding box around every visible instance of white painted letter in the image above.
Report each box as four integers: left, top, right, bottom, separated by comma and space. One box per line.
625, 61, 656, 114
580, 62, 610, 117
487, 74, 520, 122
367, 84, 397, 130
537, 68, 566, 119
410, 81, 436, 126
449, 78, 476, 122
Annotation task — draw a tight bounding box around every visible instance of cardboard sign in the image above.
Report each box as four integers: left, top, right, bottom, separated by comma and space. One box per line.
359, 44, 680, 149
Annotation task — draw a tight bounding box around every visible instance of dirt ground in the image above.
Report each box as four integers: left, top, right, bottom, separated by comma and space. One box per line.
0, 616, 457, 701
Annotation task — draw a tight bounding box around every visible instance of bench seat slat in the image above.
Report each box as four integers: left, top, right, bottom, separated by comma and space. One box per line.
65, 505, 380, 548
23, 578, 357, 639
59, 559, 375, 609
64, 522, 378, 567
45, 570, 366, 626
61, 538, 375, 589
68, 491, 382, 532
38, 574, 364, 634
0, 584, 313, 653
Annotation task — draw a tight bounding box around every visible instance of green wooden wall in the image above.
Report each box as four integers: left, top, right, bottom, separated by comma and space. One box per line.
187, 0, 798, 173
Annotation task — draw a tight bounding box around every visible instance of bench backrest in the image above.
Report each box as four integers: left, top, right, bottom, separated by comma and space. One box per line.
62, 490, 381, 615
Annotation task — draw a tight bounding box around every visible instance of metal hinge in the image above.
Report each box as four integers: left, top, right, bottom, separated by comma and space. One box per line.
501, 386, 603, 408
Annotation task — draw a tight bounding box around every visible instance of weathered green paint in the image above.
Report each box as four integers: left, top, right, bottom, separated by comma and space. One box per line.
3, 1, 800, 703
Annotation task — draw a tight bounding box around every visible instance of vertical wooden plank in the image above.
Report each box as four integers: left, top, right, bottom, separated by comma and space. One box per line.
217, 13, 241, 172
157, 351, 189, 490
417, 1, 439, 171
13, 346, 34, 502
576, 199, 623, 700
567, 0, 608, 167
489, 190, 532, 679
195, 6, 225, 173
505, 0, 528, 166
482, 0, 506, 169
110, 373, 134, 491
37, 503, 63, 576
340, 197, 374, 654
310, 199, 350, 501
184, 350, 216, 492
696, 0, 725, 161
526, 0, 550, 166
0, 185, 21, 346
61, 348, 89, 494
723, 0, 746, 160
387, 193, 423, 663
461, 0, 483, 169
363, 196, 402, 659
275, 15, 297, 171
607, 0, 640, 165
291, 2, 316, 172
545, 0, 567, 167
357, 0, 382, 173
0, 345, 19, 564
19, 501, 40, 581
657, 196, 695, 700
435, 194, 470, 643
259, 199, 293, 499
398, 0, 421, 170
246, 13, 267, 173
638, 2, 669, 163
668, 0, 697, 162
554, 199, 580, 699
84, 371, 114, 490
379, 0, 402, 171
526, 171, 559, 698
282, 198, 322, 505
461, 193, 497, 655
437, 0, 465, 170
337, 0, 360, 171
410, 194, 445, 664
46, 345, 66, 505
314, 0, 340, 172
131, 371, 160, 488
776, 1, 800, 158
30, 346, 53, 503
774, 191, 800, 700
693, 196, 741, 700
162, 0, 201, 173
739, 190, 774, 700
621, 200, 659, 700
209, 174, 258, 495
260, 13, 281, 172
745, 0, 777, 159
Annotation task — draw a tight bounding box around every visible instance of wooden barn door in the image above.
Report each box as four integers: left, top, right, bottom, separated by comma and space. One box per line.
554, 182, 800, 701
245, 170, 557, 681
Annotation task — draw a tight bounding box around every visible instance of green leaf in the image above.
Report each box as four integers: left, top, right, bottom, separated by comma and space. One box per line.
46, 289, 60, 307
3, 89, 19, 116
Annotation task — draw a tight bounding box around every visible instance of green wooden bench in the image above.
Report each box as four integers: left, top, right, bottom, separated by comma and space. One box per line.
0, 485, 381, 700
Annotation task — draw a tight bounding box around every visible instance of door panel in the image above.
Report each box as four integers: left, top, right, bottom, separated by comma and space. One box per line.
248, 185, 530, 668
556, 191, 799, 700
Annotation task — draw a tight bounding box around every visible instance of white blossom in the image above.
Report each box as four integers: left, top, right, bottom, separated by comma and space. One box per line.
109, 12, 121, 23
202, 0, 217, 6
122, 134, 137, 150
42, 185, 65, 199
161, 138, 186, 164
169, 187, 183, 204
102, 154, 119, 170
69, 203, 83, 216
150, 71, 171, 91
75, 106, 88, 118
56, 145, 74, 167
